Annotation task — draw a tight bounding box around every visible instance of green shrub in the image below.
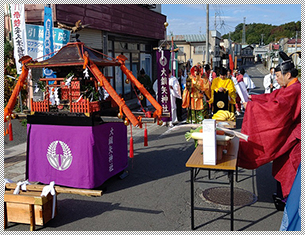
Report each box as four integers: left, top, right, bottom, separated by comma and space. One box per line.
20, 118, 27, 127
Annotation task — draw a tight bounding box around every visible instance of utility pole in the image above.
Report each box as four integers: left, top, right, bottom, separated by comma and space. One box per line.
261, 34, 264, 46
206, 4, 209, 65
294, 31, 298, 67
242, 17, 246, 44
229, 31, 232, 59
214, 12, 217, 30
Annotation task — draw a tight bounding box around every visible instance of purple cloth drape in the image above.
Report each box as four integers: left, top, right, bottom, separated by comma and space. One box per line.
26, 122, 128, 189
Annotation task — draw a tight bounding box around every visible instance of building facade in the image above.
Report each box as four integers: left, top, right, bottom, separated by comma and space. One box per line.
286, 38, 301, 68
241, 45, 254, 65
210, 30, 222, 70
167, 34, 207, 68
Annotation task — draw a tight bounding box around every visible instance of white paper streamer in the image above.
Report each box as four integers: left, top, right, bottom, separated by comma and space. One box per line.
41, 181, 56, 219
13, 180, 31, 194
4, 178, 14, 191
34, 83, 39, 93
65, 74, 73, 86
83, 68, 89, 79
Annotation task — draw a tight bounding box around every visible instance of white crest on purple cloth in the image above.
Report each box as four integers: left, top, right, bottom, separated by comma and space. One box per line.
47, 140, 73, 171
159, 56, 168, 67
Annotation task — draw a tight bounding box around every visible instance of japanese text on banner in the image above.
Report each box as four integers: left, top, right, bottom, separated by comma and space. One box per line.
10, 4, 27, 74
108, 127, 114, 172
156, 50, 171, 122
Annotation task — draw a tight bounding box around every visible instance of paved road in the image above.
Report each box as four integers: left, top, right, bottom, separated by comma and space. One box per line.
243, 62, 269, 94
4, 63, 283, 231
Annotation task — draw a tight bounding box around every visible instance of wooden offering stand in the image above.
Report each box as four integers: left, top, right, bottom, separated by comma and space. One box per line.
4, 183, 103, 231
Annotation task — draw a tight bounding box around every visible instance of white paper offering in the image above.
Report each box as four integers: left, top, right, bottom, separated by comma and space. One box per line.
202, 119, 217, 165
235, 81, 249, 103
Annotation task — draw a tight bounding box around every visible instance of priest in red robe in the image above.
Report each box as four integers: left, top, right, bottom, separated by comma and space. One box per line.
238, 52, 301, 203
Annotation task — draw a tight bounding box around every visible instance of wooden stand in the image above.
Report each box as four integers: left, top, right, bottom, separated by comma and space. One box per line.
4, 183, 103, 230
4, 190, 57, 231
186, 137, 239, 230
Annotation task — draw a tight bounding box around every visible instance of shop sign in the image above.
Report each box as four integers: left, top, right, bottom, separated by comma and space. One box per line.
26, 24, 70, 60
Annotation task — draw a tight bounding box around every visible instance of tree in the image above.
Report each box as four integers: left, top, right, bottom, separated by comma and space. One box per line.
4, 38, 17, 104
235, 23, 243, 32
221, 21, 300, 45
4, 37, 27, 110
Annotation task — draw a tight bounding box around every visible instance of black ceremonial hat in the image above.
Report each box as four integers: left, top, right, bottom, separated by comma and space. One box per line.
219, 67, 227, 75
275, 51, 295, 73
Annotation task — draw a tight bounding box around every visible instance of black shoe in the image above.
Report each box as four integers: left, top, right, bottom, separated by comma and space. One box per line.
272, 193, 286, 211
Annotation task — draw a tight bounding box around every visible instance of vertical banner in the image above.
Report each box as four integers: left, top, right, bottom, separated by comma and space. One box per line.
156, 49, 171, 122
43, 6, 56, 78
229, 54, 234, 75
10, 4, 27, 74
169, 37, 178, 78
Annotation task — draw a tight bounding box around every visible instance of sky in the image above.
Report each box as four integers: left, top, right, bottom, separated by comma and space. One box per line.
161, 4, 301, 36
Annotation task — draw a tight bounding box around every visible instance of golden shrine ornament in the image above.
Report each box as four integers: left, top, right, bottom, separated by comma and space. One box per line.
217, 101, 225, 108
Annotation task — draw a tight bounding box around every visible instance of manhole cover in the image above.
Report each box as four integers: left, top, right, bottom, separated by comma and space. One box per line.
202, 187, 257, 206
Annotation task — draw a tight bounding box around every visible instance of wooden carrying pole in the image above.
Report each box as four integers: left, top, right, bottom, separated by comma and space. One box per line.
5, 183, 103, 197
88, 62, 140, 127
117, 55, 163, 119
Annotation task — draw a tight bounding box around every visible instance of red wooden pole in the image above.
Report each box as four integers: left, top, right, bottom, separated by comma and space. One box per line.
144, 123, 148, 146
9, 121, 13, 141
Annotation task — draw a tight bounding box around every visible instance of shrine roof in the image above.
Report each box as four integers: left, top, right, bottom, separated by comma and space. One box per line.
25, 42, 121, 68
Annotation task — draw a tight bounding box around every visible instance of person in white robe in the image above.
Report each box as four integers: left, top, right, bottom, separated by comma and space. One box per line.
264, 67, 280, 93
231, 69, 248, 114
240, 68, 256, 90
168, 70, 182, 127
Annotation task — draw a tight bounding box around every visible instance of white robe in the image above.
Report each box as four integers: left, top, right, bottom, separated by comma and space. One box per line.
243, 73, 256, 90
231, 76, 238, 85
263, 73, 280, 93
169, 75, 181, 123
232, 76, 248, 103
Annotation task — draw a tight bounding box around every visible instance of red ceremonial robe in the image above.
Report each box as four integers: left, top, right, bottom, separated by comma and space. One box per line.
238, 80, 301, 198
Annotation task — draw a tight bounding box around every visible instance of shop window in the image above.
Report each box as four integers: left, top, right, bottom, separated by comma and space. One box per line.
178, 47, 184, 56
115, 42, 127, 50
145, 44, 152, 51
132, 52, 139, 77
140, 53, 152, 80
123, 53, 131, 97
128, 43, 138, 51
140, 44, 152, 52
114, 53, 123, 95
108, 40, 113, 50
